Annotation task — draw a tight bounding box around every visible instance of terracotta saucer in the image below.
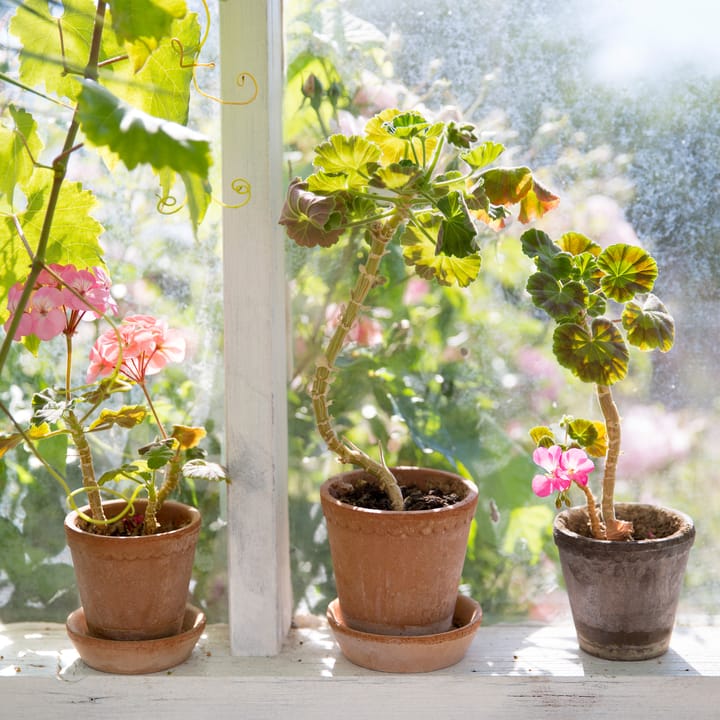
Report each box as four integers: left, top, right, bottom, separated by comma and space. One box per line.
327, 593, 482, 673
66, 604, 206, 674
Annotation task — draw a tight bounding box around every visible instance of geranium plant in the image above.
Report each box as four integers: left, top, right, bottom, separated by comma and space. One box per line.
522, 228, 675, 539
280, 108, 559, 509
1, 263, 227, 535
0, 1, 225, 536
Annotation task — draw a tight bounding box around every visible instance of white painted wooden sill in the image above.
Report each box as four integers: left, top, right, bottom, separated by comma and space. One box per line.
3, 617, 719, 719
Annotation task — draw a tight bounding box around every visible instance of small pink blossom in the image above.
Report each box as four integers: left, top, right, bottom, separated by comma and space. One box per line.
3, 283, 34, 340
28, 287, 65, 341
560, 447, 595, 487
87, 315, 186, 384
531, 445, 571, 497
403, 277, 430, 305
4, 265, 118, 342
531, 445, 595, 498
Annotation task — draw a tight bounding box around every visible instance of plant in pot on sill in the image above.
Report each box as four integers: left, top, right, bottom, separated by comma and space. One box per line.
521, 227, 695, 660
279, 108, 559, 671
1, 269, 228, 672
0, 1, 226, 673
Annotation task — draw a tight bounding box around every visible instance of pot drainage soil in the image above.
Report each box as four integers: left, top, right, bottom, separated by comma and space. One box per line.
333, 480, 462, 511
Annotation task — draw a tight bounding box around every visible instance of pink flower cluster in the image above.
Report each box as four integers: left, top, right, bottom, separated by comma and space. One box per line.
531, 445, 595, 498
4, 264, 118, 341
87, 314, 186, 384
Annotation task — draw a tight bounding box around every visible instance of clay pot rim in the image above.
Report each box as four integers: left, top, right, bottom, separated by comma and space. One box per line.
320, 465, 479, 516
64, 499, 201, 542
553, 502, 695, 550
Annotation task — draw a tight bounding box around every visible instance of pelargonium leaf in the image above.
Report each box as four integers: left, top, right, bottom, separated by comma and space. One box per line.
279, 178, 346, 248
436, 191, 477, 257
481, 166, 533, 205
520, 228, 572, 276
558, 231, 601, 257
171, 424, 207, 450
88, 405, 148, 431
401, 215, 481, 287
313, 134, 381, 189
529, 425, 555, 447
461, 141, 505, 170
552, 318, 629, 385
526, 272, 588, 320
567, 418, 608, 457
370, 163, 423, 191
364, 108, 439, 165
597, 243, 658, 302
622, 293, 675, 352
182, 458, 229, 483
518, 178, 560, 223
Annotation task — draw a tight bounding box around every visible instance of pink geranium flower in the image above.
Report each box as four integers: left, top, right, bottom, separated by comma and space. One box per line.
560, 447, 595, 487
28, 287, 65, 341
531, 445, 571, 497
87, 315, 186, 384
531, 445, 595, 498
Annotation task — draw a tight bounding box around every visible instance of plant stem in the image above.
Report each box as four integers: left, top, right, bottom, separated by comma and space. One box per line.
139, 381, 168, 439
576, 481, 603, 539
66, 410, 106, 526
311, 214, 406, 510
596, 384, 633, 540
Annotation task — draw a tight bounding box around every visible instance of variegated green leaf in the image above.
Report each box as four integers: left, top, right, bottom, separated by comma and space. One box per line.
552, 319, 629, 385
313, 134, 381, 189
622, 293, 675, 352
558, 231, 601, 257
461, 141, 505, 170
597, 243, 658, 302
401, 216, 481, 287
567, 418, 608, 457
526, 272, 588, 320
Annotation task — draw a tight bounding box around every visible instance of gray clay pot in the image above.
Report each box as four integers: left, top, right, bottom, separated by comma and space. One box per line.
554, 503, 695, 661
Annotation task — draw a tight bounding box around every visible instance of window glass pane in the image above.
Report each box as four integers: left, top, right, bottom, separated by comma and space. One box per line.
0, 1, 227, 624
284, 0, 720, 620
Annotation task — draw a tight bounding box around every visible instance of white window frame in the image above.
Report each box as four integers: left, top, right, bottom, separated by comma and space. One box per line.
221, 0, 292, 656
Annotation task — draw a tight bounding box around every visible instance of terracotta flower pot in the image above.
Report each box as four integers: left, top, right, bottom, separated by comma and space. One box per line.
64, 499, 201, 641
554, 503, 695, 660
320, 466, 479, 637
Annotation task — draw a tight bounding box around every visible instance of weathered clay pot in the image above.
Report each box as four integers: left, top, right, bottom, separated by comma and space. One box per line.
554, 503, 695, 660
64, 499, 201, 641
320, 466, 479, 637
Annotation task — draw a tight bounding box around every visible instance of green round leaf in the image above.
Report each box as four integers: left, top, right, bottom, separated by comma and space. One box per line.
552, 319, 629, 385
622, 293, 675, 352
597, 243, 658, 302
527, 272, 588, 320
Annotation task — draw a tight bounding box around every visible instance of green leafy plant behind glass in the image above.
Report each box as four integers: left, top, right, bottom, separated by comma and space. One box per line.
522, 229, 675, 539
280, 108, 559, 509
0, 0, 222, 532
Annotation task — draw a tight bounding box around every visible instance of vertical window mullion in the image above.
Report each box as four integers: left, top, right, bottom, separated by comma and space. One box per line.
219, 0, 292, 656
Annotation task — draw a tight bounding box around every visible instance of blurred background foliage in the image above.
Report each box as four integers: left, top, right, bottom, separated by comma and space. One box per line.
1, 0, 718, 625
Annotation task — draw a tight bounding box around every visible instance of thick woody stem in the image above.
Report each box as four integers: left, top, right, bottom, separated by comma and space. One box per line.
311, 214, 405, 511
66, 411, 106, 527
596, 384, 633, 540
576, 480, 603, 539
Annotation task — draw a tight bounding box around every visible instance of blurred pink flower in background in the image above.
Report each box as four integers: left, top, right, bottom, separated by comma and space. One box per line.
616, 405, 703, 478
325, 303, 383, 347
516, 346, 564, 405
402, 277, 430, 305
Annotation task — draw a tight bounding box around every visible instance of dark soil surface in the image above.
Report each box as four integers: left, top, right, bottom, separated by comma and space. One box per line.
333, 480, 462, 511
565, 506, 686, 541
77, 514, 188, 536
